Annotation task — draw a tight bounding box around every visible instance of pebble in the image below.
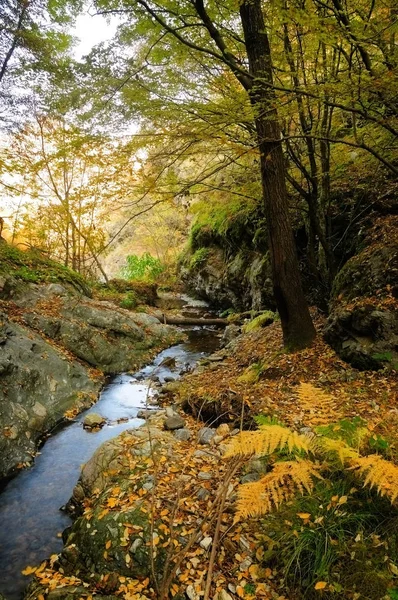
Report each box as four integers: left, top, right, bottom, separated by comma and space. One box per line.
239, 556, 253, 571
198, 427, 216, 445
216, 423, 230, 438
197, 488, 210, 501
186, 584, 200, 600
174, 428, 192, 442
164, 415, 185, 430
200, 536, 212, 550
198, 471, 213, 480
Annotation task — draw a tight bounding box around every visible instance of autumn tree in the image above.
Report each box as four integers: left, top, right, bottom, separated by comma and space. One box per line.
88, 0, 316, 349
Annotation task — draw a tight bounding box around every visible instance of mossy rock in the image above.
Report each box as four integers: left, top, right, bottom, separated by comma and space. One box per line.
0, 241, 91, 297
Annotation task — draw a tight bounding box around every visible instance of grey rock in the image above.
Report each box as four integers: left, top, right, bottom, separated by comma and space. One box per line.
164, 415, 185, 430
198, 471, 213, 480
174, 428, 192, 442
198, 427, 216, 445
0, 312, 102, 480
221, 324, 241, 347
197, 488, 210, 501
200, 536, 212, 550
240, 473, 260, 484
137, 409, 158, 419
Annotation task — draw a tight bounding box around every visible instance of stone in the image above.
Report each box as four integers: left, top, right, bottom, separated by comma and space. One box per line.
221, 324, 241, 347
83, 413, 106, 429
198, 427, 216, 445
198, 471, 212, 480
214, 591, 233, 600
216, 423, 230, 438
137, 409, 158, 419
174, 428, 192, 442
197, 488, 210, 501
212, 435, 224, 445
165, 406, 175, 418
164, 415, 185, 430
200, 536, 212, 550
186, 585, 200, 600
240, 473, 260, 484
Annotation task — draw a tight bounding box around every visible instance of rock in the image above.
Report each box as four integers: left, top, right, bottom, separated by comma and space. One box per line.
186, 584, 200, 600
239, 556, 253, 571
198, 427, 216, 445
181, 246, 274, 312
214, 591, 233, 600
216, 423, 231, 438
165, 406, 176, 418
212, 435, 224, 445
198, 471, 212, 480
137, 409, 158, 419
174, 428, 192, 442
325, 216, 398, 370
221, 324, 241, 347
240, 473, 260, 484
200, 536, 212, 550
197, 488, 210, 501
164, 415, 185, 430
0, 312, 102, 480
159, 356, 176, 368
83, 413, 106, 429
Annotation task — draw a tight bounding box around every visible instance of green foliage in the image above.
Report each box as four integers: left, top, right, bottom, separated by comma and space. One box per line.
119, 291, 138, 310
189, 197, 264, 252
120, 253, 165, 282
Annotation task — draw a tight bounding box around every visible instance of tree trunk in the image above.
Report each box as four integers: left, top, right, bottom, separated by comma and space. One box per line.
239, 0, 316, 350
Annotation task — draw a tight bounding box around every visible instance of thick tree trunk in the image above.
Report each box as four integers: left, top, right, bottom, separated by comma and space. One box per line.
239, 0, 316, 350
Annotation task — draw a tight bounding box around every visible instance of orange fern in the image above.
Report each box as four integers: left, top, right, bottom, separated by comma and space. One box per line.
223, 424, 312, 459
235, 459, 323, 520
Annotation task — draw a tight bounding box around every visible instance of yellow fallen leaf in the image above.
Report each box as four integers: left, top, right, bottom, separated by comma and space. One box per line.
338, 496, 348, 505
314, 581, 327, 590
297, 513, 311, 520
21, 566, 37, 576
105, 540, 112, 549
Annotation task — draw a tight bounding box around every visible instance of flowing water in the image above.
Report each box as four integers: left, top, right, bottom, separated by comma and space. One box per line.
0, 304, 221, 600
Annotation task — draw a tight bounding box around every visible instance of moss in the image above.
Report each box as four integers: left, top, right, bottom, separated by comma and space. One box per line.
242, 311, 275, 333
188, 247, 210, 271
0, 241, 91, 296
188, 197, 265, 252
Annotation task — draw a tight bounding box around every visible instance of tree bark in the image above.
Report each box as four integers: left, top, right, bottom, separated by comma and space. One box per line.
239, 0, 316, 349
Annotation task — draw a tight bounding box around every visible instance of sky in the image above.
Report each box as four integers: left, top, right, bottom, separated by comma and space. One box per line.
73, 11, 120, 59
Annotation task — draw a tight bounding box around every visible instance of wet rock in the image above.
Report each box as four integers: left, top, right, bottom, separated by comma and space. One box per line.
164, 415, 185, 430
174, 428, 192, 442
198, 427, 216, 445
137, 409, 158, 419
159, 356, 176, 368
83, 413, 106, 429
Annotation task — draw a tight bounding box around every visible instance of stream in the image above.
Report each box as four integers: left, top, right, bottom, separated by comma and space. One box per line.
0, 299, 221, 600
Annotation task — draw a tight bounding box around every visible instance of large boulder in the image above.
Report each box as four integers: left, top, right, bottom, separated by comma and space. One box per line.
0, 312, 102, 479
324, 216, 398, 370
181, 246, 274, 311
6, 282, 179, 374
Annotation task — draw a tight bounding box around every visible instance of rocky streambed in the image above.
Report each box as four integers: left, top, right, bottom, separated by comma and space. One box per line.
0, 307, 222, 600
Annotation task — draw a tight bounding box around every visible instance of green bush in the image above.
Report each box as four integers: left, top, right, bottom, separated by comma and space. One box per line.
120, 253, 165, 281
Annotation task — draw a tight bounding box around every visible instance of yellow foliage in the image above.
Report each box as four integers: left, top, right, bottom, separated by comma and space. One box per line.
235, 459, 323, 520
351, 454, 398, 504
223, 424, 312, 459
296, 382, 340, 426
312, 437, 360, 464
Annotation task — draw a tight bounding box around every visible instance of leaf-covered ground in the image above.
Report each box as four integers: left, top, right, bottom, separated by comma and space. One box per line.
23, 315, 398, 600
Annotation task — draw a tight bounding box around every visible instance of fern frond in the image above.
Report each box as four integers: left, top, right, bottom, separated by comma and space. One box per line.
312, 436, 360, 464
296, 382, 340, 426
351, 455, 398, 504
223, 424, 312, 459
235, 459, 323, 520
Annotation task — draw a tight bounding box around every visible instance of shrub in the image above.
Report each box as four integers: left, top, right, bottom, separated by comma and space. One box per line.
120, 253, 164, 281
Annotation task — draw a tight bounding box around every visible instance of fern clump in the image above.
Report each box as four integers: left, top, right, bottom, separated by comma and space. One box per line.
224, 424, 312, 458
235, 459, 322, 519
